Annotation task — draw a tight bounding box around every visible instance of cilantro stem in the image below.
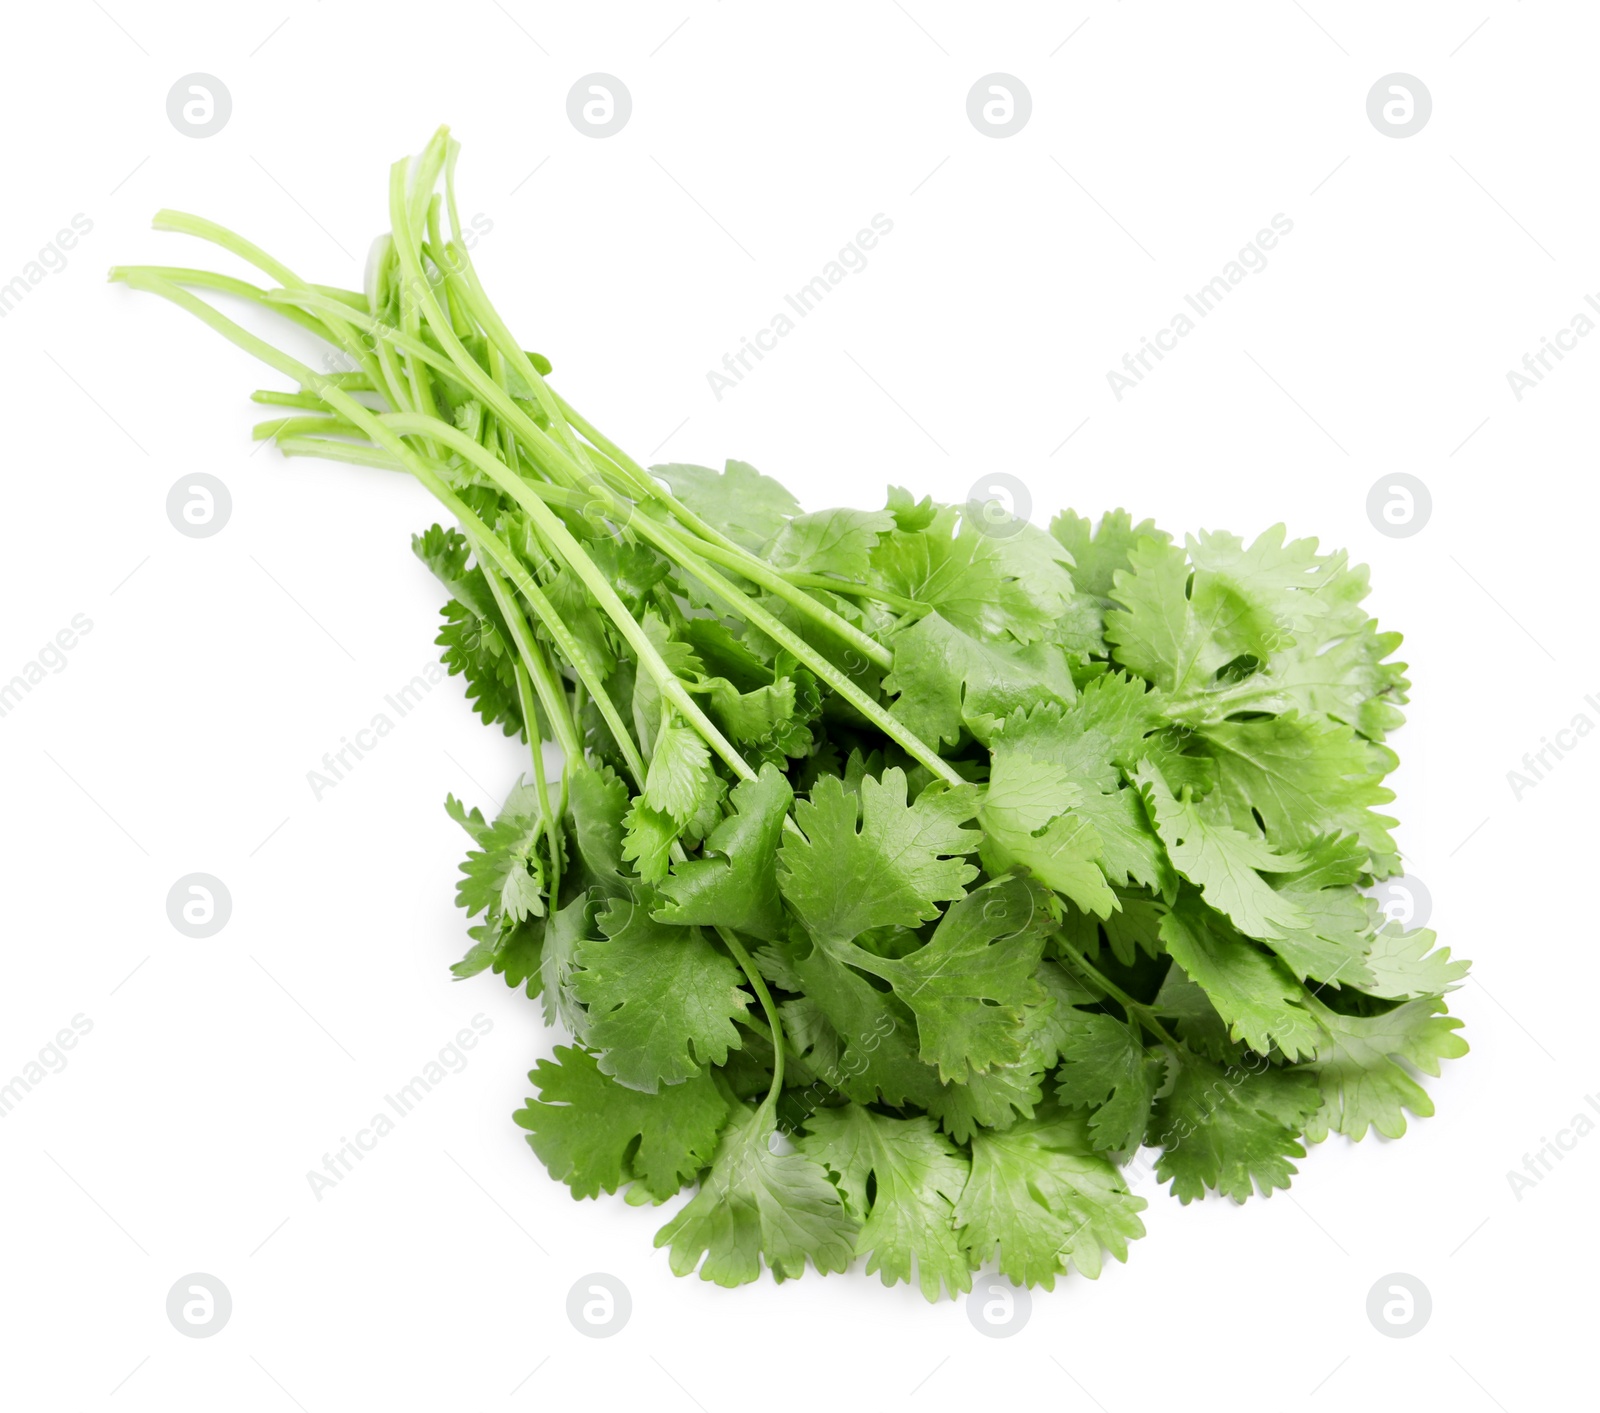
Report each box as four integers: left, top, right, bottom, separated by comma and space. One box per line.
554, 398, 897, 672
507, 654, 561, 904
778, 574, 924, 614
625, 517, 961, 785
378, 412, 756, 785
1055, 938, 1182, 1051
714, 925, 785, 1105
479, 558, 579, 762
113, 269, 649, 791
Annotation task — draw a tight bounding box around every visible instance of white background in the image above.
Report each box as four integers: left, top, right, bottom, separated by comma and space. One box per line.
0, 2, 1591, 1408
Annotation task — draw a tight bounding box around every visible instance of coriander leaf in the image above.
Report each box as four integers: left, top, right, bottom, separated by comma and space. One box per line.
1152, 962, 1242, 1064
701, 672, 817, 762
800, 1106, 972, 1301
777, 768, 980, 945
1073, 785, 1176, 898
620, 798, 678, 885
1157, 891, 1323, 1061
540, 893, 594, 1034
1054, 1012, 1163, 1152
1262, 840, 1379, 989
1362, 921, 1470, 999
885, 610, 1075, 750
655, 1103, 857, 1285
1148, 1054, 1321, 1203
855, 878, 1052, 1082
1106, 527, 1338, 696
654, 765, 794, 942
447, 783, 548, 924
785, 951, 942, 1108
1303, 996, 1468, 1141
869, 507, 1075, 645
1138, 763, 1307, 939
1195, 712, 1401, 875
435, 595, 523, 736
515, 1045, 727, 1202
955, 1109, 1147, 1288
979, 705, 1117, 918
886, 483, 938, 531
1049, 509, 1170, 602
645, 713, 716, 824
765, 506, 896, 580
632, 612, 703, 748
927, 965, 1085, 1141
412, 523, 497, 621
574, 898, 751, 1092
565, 764, 630, 891
654, 460, 801, 552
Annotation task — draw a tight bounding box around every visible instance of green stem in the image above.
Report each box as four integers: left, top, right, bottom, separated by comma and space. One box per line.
115, 268, 646, 788
377, 411, 754, 783
780, 573, 923, 614
557, 412, 897, 672
715, 925, 785, 1105
627, 514, 960, 785
479, 558, 580, 762
1055, 937, 1182, 1051
508, 654, 562, 904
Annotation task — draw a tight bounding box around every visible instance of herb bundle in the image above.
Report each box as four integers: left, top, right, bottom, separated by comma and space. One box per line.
114, 128, 1468, 1297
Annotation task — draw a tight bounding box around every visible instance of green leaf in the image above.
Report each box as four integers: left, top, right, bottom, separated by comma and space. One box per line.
539, 893, 594, 1034
885, 610, 1075, 750
515, 1045, 727, 1202
765, 506, 896, 579
565, 764, 630, 890
1138, 764, 1307, 940
619, 798, 677, 886
655, 765, 794, 942
1054, 1012, 1163, 1152
1303, 996, 1468, 1141
1106, 527, 1340, 696
447, 783, 547, 924
1262, 839, 1379, 990
574, 897, 751, 1091
923, 964, 1083, 1142
854, 878, 1051, 1083
1362, 922, 1470, 999
979, 705, 1118, 918
1148, 1055, 1321, 1202
777, 768, 980, 946
1157, 892, 1323, 1061
1049, 509, 1170, 602
800, 1106, 972, 1301
654, 460, 801, 552
955, 1109, 1147, 1288
869, 507, 1076, 645
412, 523, 497, 620
645, 713, 716, 824
655, 1103, 858, 1285
1195, 712, 1401, 875
434, 596, 523, 737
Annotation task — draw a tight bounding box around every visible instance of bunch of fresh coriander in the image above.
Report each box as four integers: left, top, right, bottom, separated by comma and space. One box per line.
115, 128, 1468, 1299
